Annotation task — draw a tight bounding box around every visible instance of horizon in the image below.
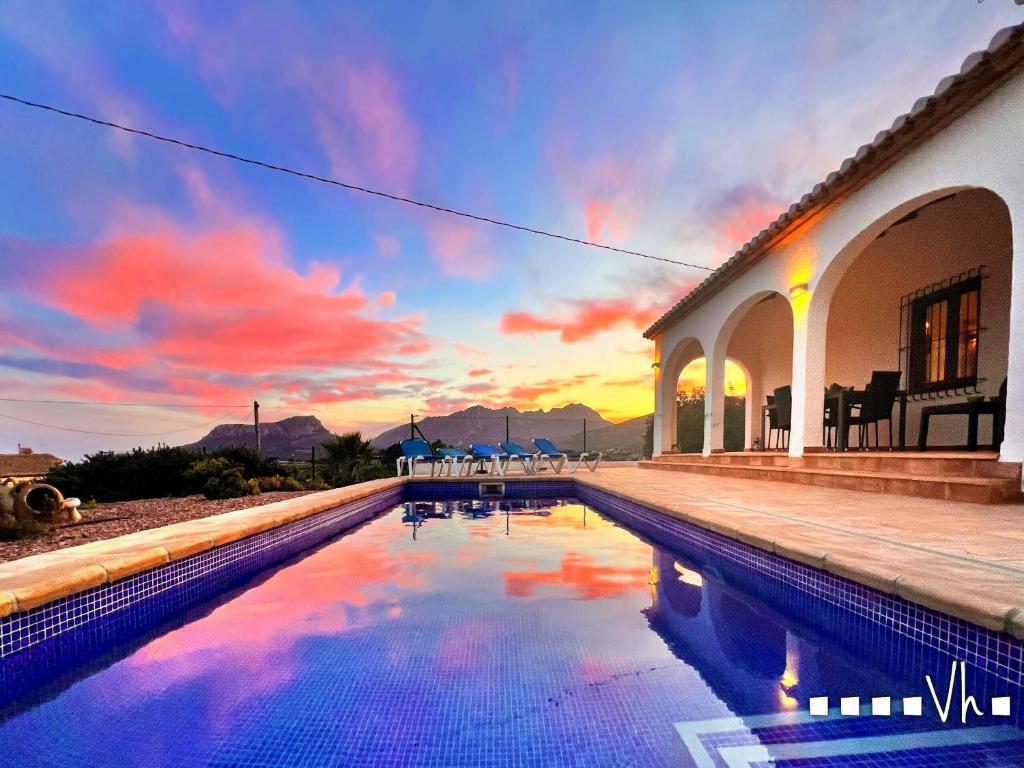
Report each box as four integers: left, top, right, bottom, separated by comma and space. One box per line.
2, 1, 1022, 459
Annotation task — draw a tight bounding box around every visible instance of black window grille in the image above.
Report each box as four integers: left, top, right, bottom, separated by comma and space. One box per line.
899, 267, 985, 398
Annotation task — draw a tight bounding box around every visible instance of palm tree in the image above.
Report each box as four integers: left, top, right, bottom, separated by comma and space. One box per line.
320, 433, 377, 487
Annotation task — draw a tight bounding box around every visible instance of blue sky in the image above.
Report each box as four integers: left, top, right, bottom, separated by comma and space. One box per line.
0, 1, 1021, 458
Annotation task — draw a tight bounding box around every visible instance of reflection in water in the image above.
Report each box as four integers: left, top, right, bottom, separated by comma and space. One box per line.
645, 547, 895, 719
2, 498, 1020, 767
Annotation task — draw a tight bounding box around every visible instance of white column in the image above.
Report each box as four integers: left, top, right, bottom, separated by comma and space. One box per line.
1000, 207, 1024, 463
703, 346, 726, 455
653, 339, 677, 455
653, 366, 667, 456
790, 295, 827, 457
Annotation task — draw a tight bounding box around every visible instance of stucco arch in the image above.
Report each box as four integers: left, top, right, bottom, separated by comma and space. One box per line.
807, 186, 978, 325
655, 336, 705, 452
709, 290, 793, 451
798, 185, 1013, 452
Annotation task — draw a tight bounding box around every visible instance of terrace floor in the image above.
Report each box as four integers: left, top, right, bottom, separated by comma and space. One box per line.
577, 466, 1024, 637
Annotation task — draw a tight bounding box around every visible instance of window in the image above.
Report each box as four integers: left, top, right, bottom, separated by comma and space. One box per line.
908, 275, 980, 394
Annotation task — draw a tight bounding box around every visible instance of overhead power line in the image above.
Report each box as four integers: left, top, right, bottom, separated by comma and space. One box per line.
0, 397, 248, 407
0, 92, 713, 271
0, 407, 249, 437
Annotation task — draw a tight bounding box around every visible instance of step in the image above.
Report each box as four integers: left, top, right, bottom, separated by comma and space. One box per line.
637, 459, 1023, 504
648, 451, 1020, 480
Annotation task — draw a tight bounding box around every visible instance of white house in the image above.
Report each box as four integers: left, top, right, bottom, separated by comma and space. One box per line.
646, 24, 1024, 466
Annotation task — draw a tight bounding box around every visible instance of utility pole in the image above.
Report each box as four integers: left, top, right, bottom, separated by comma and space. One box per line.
505, 414, 510, 444
254, 400, 261, 455
583, 418, 587, 454
410, 414, 415, 440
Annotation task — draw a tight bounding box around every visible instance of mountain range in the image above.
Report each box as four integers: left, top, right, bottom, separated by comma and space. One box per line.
371, 403, 647, 458
185, 415, 333, 459
185, 405, 650, 460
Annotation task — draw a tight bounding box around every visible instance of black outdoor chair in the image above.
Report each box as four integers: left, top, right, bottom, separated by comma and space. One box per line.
917, 378, 1007, 452
771, 386, 792, 450
847, 371, 901, 450
822, 384, 846, 449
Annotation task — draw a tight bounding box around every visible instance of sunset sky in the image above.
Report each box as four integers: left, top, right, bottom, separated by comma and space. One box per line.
1, 1, 1020, 457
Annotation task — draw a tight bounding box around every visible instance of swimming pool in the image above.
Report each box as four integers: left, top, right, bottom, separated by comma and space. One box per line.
2, 483, 1023, 766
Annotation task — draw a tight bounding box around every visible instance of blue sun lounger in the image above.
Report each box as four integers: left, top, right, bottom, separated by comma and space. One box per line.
532, 437, 602, 473
398, 438, 444, 477
499, 442, 538, 474
467, 443, 509, 476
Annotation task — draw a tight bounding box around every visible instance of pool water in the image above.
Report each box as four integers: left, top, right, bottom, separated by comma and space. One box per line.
2, 498, 1023, 767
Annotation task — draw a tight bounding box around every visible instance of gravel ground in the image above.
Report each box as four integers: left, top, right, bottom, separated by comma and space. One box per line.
0, 491, 315, 564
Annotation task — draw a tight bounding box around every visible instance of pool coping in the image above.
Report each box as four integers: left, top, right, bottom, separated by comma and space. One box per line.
1, 472, 1022, 642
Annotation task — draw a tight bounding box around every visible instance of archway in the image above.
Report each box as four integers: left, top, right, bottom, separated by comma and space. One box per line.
674, 358, 749, 452
656, 336, 705, 453
815, 187, 1012, 451
715, 291, 794, 451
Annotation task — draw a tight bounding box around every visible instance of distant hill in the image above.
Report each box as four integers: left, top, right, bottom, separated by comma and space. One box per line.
371, 403, 648, 458
563, 414, 650, 460
186, 406, 652, 462
185, 415, 334, 459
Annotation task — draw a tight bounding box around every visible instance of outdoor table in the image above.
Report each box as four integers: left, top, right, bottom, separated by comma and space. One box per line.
825, 388, 907, 451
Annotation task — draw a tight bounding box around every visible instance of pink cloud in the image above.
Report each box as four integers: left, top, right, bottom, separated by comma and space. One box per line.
427, 220, 497, 279
454, 342, 487, 358
467, 368, 491, 377
499, 298, 661, 344
36, 222, 428, 376
584, 199, 636, 243
373, 233, 401, 259
702, 184, 787, 254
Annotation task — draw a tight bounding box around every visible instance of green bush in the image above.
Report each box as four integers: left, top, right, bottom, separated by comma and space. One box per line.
46, 446, 284, 503
303, 477, 330, 491
203, 469, 252, 500
185, 457, 230, 487
256, 475, 284, 492
247, 478, 262, 496
282, 476, 304, 492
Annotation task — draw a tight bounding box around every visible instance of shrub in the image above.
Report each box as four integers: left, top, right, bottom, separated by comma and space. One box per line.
303, 477, 330, 491
247, 478, 262, 496
45, 446, 285, 502
202, 468, 251, 500
282, 476, 304, 492
185, 457, 231, 490
256, 475, 284, 492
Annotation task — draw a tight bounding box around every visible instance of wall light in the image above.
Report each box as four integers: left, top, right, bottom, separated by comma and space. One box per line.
789, 282, 809, 299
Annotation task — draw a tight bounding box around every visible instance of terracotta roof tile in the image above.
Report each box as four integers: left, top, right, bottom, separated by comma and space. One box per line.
0, 453, 63, 480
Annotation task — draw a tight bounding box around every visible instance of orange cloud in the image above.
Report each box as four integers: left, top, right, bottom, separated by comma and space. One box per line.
500, 299, 661, 343
504, 552, 650, 600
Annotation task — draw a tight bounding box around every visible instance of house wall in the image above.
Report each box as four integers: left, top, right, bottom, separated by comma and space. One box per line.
824, 189, 1011, 447
651, 68, 1024, 461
